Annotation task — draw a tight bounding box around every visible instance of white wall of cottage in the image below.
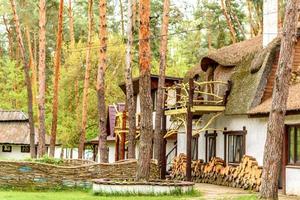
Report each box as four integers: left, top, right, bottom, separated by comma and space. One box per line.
0, 145, 31, 160
176, 114, 300, 196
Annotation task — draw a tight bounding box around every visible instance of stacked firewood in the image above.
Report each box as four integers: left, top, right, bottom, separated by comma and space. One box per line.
170, 154, 262, 192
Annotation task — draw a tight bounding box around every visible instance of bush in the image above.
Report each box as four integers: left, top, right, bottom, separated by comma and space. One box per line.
25, 155, 63, 165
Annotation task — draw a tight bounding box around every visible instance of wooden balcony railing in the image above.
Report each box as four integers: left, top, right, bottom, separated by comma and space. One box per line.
164, 80, 231, 115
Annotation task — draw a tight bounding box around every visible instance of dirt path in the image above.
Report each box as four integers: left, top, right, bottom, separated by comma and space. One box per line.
193, 183, 300, 200
193, 183, 254, 199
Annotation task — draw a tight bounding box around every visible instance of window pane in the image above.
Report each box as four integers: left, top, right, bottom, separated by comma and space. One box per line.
235, 136, 242, 163
289, 127, 295, 164
208, 137, 216, 161
296, 128, 300, 162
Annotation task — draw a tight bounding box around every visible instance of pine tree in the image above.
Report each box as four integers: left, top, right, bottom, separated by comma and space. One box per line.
136, 0, 153, 181
260, 0, 299, 199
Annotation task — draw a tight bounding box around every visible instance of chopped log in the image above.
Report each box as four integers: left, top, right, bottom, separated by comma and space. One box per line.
170, 154, 262, 192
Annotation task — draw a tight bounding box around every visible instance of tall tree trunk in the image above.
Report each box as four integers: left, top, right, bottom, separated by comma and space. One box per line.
153, 0, 170, 168
78, 0, 93, 159
220, 0, 237, 43
37, 0, 47, 157
68, 0, 75, 47
97, 0, 108, 163
2, 16, 14, 59
125, 0, 137, 159
10, 0, 36, 158
229, 9, 245, 38
246, 0, 255, 37
260, 0, 299, 199
50, 0, 64, 157
25, 27, 39, 123
119, 0, 125, 36
136, 0, 152, 181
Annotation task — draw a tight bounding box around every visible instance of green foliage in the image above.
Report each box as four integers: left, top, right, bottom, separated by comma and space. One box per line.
0, 57, 27, 110
54, 34, 126, 147
0, 0, 272, 150
25, 155, 63, 165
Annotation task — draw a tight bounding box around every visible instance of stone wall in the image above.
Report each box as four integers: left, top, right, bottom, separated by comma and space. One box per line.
0, 160, 159, 189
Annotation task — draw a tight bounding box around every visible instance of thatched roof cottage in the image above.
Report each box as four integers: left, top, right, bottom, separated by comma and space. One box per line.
169, 17, 300, 196
0, 110, 53, 160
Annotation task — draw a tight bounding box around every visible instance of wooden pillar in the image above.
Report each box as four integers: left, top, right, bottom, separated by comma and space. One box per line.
186, 78, 194, 181
92, 144, 96, 161
205, 130, 208, 163
70, 148, 73, 159
115, 133, 120, 161
282, 125, 288, 194
120, 111, 127, 160
243, 126, 247, 155
224, 127, 227, 163
161, 112, 167, 179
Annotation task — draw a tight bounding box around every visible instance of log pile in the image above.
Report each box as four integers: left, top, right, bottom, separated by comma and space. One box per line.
170, 154, 262, 192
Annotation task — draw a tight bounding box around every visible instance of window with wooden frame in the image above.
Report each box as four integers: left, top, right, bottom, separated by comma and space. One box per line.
2, 145, 12, 152
223, 127, 246, 164
287, 125, 300, 165
205, 131, 217, 162
192, 135, 199, 160
21, 145, 30, 153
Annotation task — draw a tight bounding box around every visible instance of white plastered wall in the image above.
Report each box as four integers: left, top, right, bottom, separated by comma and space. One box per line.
0, 145, 31, 160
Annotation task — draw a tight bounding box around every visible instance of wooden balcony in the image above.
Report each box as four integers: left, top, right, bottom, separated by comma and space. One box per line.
164, 80, 231, 116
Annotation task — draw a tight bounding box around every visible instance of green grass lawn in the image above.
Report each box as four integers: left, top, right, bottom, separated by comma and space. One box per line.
233, 195, 258, 200
0, 190, 199, 200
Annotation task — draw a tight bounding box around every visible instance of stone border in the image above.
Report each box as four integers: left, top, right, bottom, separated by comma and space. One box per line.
92, 178, 194, 195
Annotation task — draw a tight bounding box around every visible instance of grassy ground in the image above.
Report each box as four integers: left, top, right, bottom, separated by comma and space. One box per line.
0, 190, 200, 200
233, 195, 258, 200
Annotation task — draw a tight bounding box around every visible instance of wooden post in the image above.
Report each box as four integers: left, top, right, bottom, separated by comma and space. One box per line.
161, 112, 167, 179
243, 126, 247, 155
115, 133, 120, 161
93, 144, 96, 161
224, 127, 227, 163
205, 131, 208, 163
186, 78, 194, 181
120, 111, 127, 160
282, 125, 288, 194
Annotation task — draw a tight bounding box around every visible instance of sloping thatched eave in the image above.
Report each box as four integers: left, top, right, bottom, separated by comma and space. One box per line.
200, 36, 263, 71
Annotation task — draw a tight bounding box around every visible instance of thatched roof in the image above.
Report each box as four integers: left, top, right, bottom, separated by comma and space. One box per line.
0, 110, 28, 121
0, 122, 51, 145
183, 65, 206, 82
250, 37, 281, 74
248, 83, 300, 114
190, 35, 286, 115
0, 110, 51, 145
200, 36, 263, 71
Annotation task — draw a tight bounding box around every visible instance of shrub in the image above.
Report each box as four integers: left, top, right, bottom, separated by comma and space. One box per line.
25, 155, 63, 165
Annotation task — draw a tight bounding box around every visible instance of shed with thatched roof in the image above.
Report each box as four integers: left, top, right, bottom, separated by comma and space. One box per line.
0, 110, 52, 160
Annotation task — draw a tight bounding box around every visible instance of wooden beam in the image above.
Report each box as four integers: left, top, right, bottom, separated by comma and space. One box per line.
224, 127, 227, 163
192, 105, 225, 112
164, 105, 225, 116
282, 125, 288, 195
115, 133, 119, 161
161, 111, 167, 179
164, 108, 187, 115
186, 78, 194, 181
120, 111, 126, 160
